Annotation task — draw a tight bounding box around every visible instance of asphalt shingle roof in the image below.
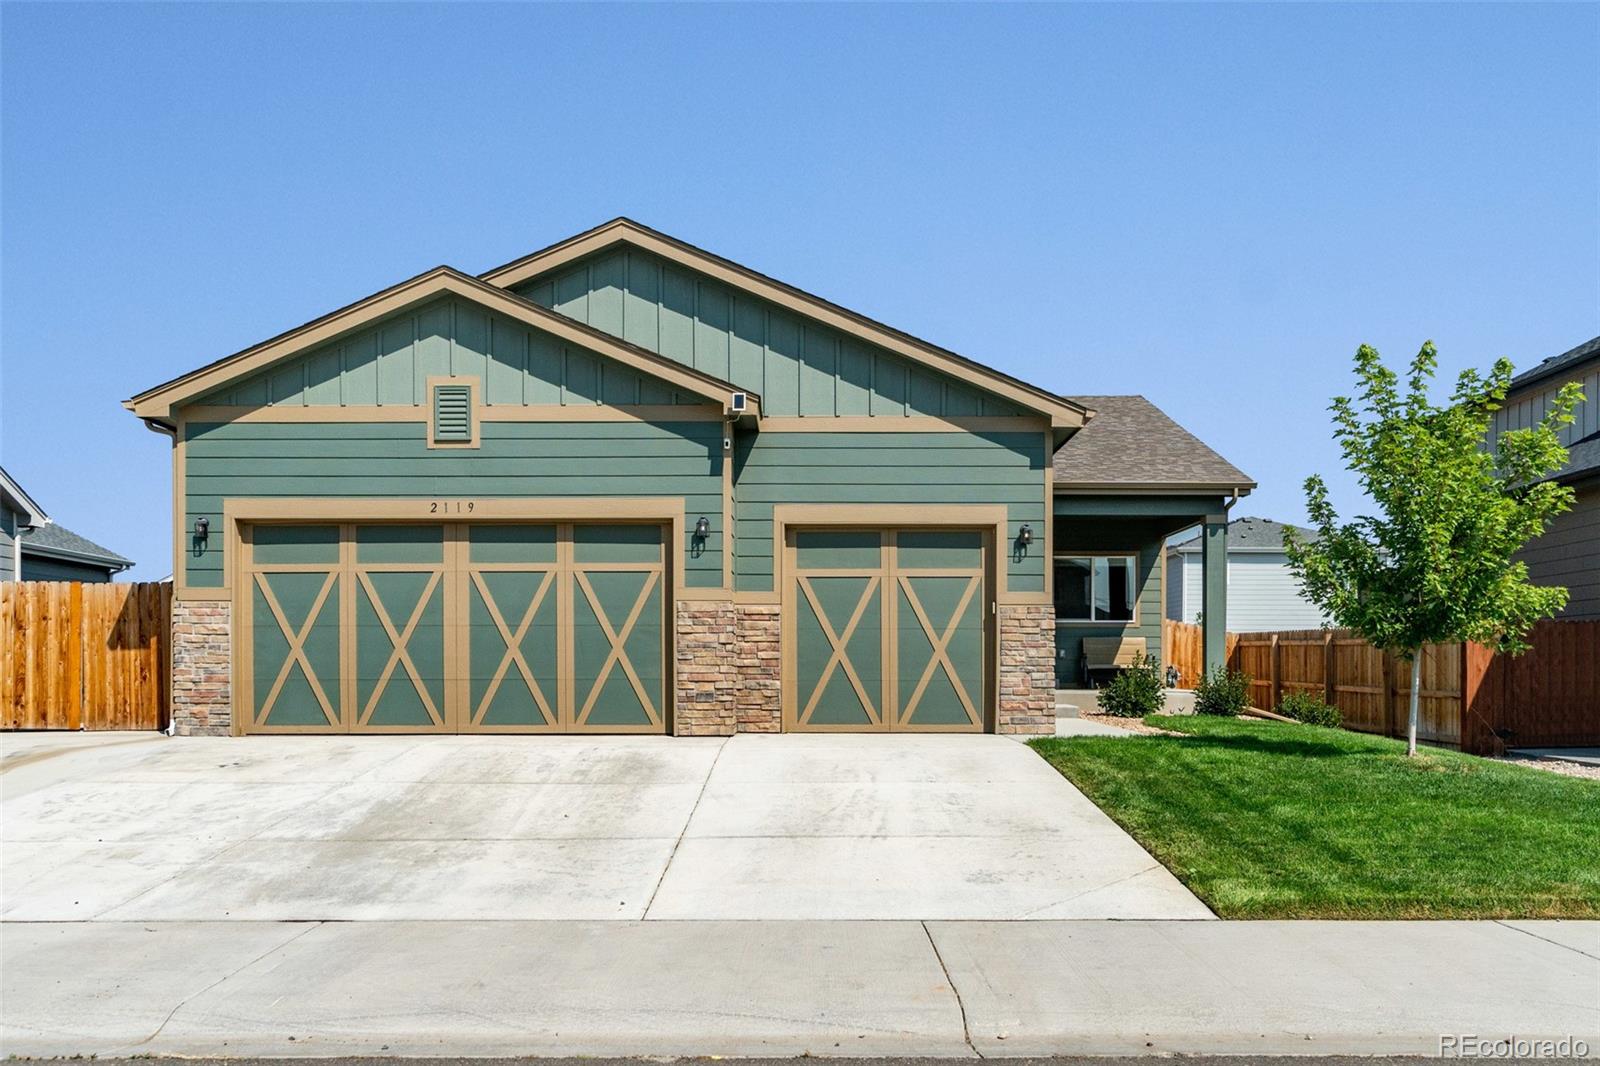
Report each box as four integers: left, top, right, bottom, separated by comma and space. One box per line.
1510, 335, 1600, 392
1171, 515, 1313, 553
22, 522, 133, 568
1054, 395, 1254, 491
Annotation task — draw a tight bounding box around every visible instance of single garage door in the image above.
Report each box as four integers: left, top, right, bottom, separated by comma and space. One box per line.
241, 522, 665, 734
783, 528, 991, 732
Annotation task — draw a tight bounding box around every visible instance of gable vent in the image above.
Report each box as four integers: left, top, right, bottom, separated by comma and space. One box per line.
432, 383, 474, 443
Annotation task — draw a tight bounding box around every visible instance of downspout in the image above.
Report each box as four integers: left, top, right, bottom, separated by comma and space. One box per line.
142, 418, 179, 736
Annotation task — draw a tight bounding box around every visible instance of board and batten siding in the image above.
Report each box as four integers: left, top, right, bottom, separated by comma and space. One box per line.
1489, 365, 1600, 464
181, 419, 725, 590
515, 248, 1025, 419
1053, 521, 1164, 687
1517, 482, 1600, 620
1170, 550, 1330, 631
197, 298, 705, 408
731, 430, 1047, 594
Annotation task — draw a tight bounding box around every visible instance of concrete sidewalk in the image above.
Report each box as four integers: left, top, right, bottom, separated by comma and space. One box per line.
2, 919, 1594, 1058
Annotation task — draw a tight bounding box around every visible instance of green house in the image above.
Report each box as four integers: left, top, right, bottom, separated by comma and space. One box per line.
126, 219, 1252, 736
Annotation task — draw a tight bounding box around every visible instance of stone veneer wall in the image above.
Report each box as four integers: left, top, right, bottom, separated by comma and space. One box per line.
734, 603, 781, 732
673, 600, 782, 735
673, 600, 737, 735
171, 598, 232, 736
997, 603, 1056, 735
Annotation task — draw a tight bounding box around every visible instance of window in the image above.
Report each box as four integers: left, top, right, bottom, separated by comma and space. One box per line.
1054, 554, 1137, 622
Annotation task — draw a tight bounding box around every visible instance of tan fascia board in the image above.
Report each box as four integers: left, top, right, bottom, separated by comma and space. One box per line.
480, 219, 1089, 431
124, 266, 761, 421
1054, 482, 1256, 495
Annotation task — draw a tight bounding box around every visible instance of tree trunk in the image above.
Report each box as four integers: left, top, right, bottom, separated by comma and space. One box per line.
1406, 650, 1422, 757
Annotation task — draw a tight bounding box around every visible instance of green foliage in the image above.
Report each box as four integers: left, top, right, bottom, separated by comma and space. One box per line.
1285, 342, 1581, 657
1098, 652, 1166, 718
1194, 667, 1252, 716
1277, 689, 1342, 728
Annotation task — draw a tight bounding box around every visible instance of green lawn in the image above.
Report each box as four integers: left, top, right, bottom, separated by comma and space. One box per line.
1030, 715, 1600, 919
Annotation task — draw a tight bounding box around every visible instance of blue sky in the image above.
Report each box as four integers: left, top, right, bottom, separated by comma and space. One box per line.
2, 2, 1596, 580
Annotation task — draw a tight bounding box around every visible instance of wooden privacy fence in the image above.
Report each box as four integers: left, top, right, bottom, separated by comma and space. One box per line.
1, 582, 171, 730
1162, 618, 1597, 753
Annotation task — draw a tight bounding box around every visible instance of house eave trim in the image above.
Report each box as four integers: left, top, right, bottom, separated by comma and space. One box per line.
479, 219, 1089, 430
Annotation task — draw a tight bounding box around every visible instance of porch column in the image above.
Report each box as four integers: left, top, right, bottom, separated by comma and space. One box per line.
1202, 515, 1228, 673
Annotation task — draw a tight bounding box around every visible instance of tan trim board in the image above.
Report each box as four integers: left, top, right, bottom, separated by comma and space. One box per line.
1055, 482, 1256, 495
180, 403, 728, 425
127, 267, 762, 420
426, 376, 481, 450
757, 416, 1049, 433
478, 219, 1087, 430
1042, 428, 1055, 605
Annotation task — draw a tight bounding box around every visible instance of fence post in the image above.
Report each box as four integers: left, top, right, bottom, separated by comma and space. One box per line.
1269, 633, 1281, 711
1323, 630, 1335, 706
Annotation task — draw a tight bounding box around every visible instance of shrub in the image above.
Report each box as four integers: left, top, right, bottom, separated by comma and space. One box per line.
1278, 690, 1343, 728
1194, 667, 1252, 716
1097, 653, 1166, 718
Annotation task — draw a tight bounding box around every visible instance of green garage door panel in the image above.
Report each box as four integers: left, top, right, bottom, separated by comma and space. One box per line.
735, 431, 1045, 594
895, 532, 985, 729
466, 525, 559, 730
183, 419, 724, 591
248, 526, 342, 731
354, 526, 447, 730
572, 525, 665, 730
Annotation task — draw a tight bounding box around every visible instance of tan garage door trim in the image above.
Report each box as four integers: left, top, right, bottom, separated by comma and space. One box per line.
774, 505, 1001, 734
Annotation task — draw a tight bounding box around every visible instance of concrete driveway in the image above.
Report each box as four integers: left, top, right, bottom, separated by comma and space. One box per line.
0, 731, 1209, 921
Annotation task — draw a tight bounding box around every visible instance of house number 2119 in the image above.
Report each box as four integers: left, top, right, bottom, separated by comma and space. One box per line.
429, 501, 476, 514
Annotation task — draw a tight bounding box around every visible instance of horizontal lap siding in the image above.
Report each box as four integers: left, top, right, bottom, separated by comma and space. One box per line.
517, 249, 1025, 419
183, 420, 724, 589
732, 431, 1045, 594
1517, 483, 1600, 619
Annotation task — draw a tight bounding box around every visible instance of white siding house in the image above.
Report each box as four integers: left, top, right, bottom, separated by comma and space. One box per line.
1166, 517, 1330, 632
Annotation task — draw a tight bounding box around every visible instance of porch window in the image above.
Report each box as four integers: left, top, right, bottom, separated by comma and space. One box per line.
1054, 554, 1137, 623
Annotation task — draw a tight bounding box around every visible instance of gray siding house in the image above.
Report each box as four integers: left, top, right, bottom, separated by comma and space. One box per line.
1166, 517, 1329, 632
1489, 335, 1600, 620
124, 219, 1253, 736
0, 466, 134, 582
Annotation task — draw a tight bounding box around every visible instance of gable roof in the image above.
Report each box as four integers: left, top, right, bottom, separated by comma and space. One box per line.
125, 266, 760, 422
1053, 395, 1255, 493
22, 521, 133, 571
480, 218, 1089, 431
0, 465, 47, 526
1170, 516, 1312, 555
1510, 334, 1600, 394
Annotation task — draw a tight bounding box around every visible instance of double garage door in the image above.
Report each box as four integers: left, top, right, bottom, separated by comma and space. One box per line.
241, 522, 665, 734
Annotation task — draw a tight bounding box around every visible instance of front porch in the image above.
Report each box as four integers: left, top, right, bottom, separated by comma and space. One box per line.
1050, 491, 1234, 691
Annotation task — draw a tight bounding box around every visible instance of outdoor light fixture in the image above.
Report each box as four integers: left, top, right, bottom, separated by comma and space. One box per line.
1018, 523, 1033, 546
694, 516, 710, 538
194, 516, 210, 542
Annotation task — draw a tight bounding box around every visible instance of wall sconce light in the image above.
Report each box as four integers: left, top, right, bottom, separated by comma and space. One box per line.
694, 516, 710, 538
1018, 523, 1032, 546
194, 516, 210, 543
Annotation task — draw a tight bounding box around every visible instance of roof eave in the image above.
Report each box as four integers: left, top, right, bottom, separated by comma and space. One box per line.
480, 218, 1090, 429
21, 540, 133, 570
125, 266, 760, 421
1054, 481, 1256, 496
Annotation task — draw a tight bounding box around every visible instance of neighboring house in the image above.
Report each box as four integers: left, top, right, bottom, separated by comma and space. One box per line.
1489, 335, 1600, 620
1166, 516, 1330, 632
124, 218, 1252, 737
0, 466, 134, 582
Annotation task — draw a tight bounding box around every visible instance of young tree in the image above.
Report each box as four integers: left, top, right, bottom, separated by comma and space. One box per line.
1285, 342, 1581, 756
